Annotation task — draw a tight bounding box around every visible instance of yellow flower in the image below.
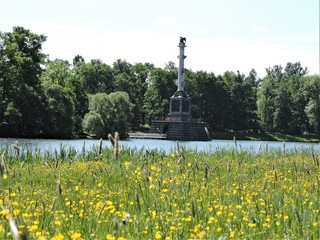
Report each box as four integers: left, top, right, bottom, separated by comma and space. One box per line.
71, 232, 81, 239
230, 231, 235, 239
28, 225, 38, 232
106, 234, 115, 240
155, 231, 162, 239
313, 221, 318, 227
51, 233, 64, 240
13, 209, 20, 216
3, 174, 7, 179
198, 231, 206, 239
248, 223, 256, 228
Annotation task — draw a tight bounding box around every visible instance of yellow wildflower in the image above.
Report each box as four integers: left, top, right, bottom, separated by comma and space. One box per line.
51, 233, 64, 240
71, 232, 81, 239
155, 231, 162, 239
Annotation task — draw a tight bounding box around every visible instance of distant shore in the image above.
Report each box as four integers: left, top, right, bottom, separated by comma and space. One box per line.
212, 131, 320, 143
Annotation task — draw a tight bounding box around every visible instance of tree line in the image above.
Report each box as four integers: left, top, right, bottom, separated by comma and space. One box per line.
0, 27, 319, 139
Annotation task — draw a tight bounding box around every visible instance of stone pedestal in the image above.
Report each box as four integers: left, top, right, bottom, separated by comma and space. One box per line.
168, 91, 191, 121
149, 120, 210, 141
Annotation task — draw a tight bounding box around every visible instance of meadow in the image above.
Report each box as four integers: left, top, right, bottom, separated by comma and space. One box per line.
1, 140, 320, 239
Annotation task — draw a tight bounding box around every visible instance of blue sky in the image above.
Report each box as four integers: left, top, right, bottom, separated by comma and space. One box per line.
1, 0, 319, 77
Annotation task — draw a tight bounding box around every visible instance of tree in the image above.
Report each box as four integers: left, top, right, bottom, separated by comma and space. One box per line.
108, 91, 134, 138
74, 59, 114, 94
0, 26, 48, 137
304, 75, 320, 136
43, 84, 75, 138
84, 92, 134, 139
40, 59, 89, 134
143, 67, 176, 124
65, 76, 89, 134
73, 54, 85, 66
130, 63, 154, 129
186, 70, 229, 130
41, 59, 71, 86
82, 112, 105, 138
258, 62, 309, 134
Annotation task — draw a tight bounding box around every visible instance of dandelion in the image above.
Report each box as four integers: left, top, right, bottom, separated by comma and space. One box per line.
230, 231, 235, 238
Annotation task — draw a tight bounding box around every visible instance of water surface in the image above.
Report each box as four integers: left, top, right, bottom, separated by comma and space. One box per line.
0, 138, 319, 155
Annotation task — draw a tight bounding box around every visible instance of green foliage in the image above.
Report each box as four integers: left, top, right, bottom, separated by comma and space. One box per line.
257, 62, 318, 136
143, 67, 176, 123
82, 112, 105, 138
0, 26, 47, 137
74, 59, 114, 94
43, 84, 75, 138
41, 59, 71, 86
84, 92, 134, 138
304, 75, 320, 135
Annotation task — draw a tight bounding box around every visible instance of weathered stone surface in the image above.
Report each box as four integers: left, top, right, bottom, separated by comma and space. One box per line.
149, 120, 210, 141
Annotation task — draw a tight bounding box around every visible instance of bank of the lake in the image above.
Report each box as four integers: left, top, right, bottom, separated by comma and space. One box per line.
212, 131, 320, 143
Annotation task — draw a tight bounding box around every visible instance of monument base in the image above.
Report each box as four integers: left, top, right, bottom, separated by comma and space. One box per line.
149, 120, 210, 141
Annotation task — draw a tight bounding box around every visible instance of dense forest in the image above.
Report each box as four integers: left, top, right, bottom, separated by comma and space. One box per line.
0, 27, 319, 139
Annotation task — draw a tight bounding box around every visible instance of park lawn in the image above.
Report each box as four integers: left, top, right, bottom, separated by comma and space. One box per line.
0, 145, 320, 239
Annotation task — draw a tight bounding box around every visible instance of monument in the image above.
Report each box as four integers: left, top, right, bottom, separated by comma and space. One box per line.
149, 37, 210, 141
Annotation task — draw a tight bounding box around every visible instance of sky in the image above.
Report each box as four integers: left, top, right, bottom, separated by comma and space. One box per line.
1, 0, 319, 78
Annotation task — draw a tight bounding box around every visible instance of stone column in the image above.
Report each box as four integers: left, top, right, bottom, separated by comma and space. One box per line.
177, 37, 186, 92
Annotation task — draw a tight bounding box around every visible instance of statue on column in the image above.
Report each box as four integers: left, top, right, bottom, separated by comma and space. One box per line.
180, 37, 186, 44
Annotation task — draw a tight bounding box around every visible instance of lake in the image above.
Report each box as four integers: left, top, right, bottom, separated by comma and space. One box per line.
0, 137, 319, 155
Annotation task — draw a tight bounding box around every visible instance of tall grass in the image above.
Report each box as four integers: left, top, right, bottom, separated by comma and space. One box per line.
0, 142, 319, 239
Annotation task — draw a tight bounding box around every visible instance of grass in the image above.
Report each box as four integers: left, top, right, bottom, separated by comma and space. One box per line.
212, 131, 320, 143
1, 143, 320, 239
